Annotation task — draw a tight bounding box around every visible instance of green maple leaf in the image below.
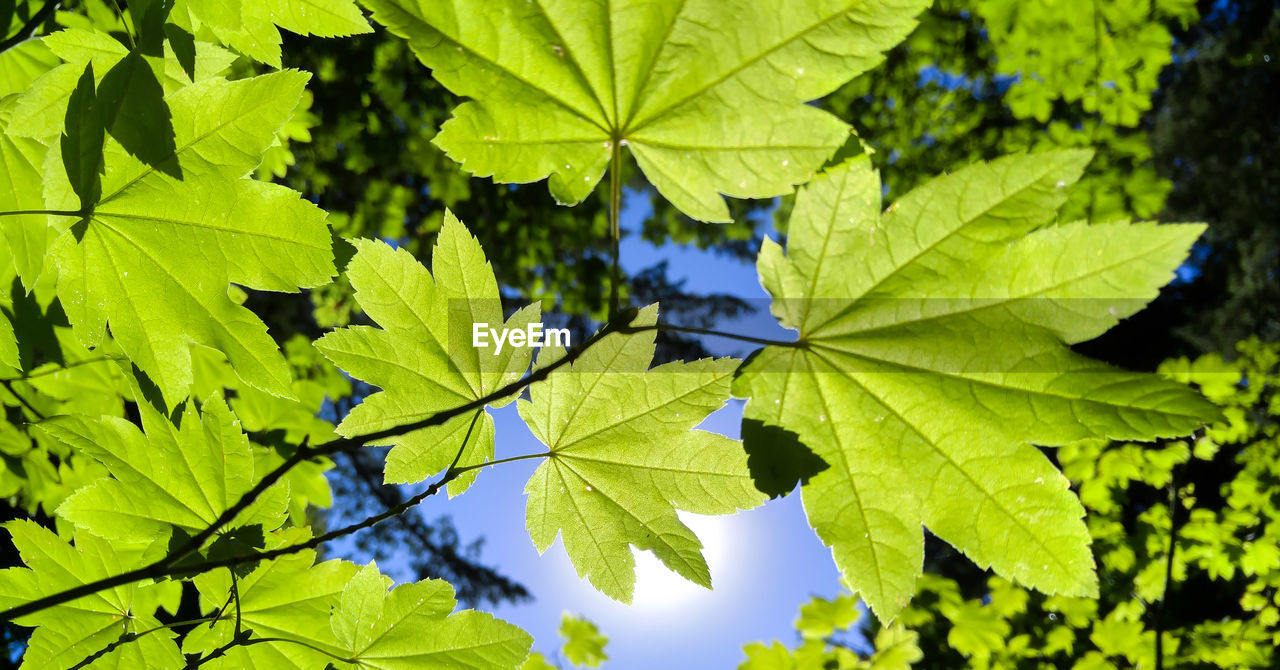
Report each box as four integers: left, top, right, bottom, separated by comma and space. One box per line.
37, 70, 335, 407
187, 544, 530, 670
519, 305, 765, 602
25, 327, 130, 418
0, 311, 16, 370
185, 528, 359, 669
361, 0, 928, 222
0, 40, 59, 97
326, 562, 533, 669
38, 395, 289, 544
8, 29, 238, 141
733, 152, 1220, 620
796, 594, 860, 639
0, 99, 55, 290
316, 213, 538, 494
180, 0, 371, 67
868, 625, 924, 669
0, 520, 183, 670
520, 652, 558, 670
559, 613, 608, 668
261, 0, 374, 38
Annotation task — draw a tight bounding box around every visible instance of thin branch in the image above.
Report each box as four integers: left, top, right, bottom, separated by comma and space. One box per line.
343, 449, 437, 545
342, 443, 529, 606
184, 413, 485, 669
451, 451, 551, 475
445, 409, 483, 473
236, 637, 357, 665
1, 356, 128, 381
0, 316, 624, 623
617, 323, 803, 349
3, 312, 786, 627
167, 412, 485, 579
1, 379, 45, 421
67, 617, 215, 670
230, 572, 242, 636
247, 637, 357, 662
3, 313, 657, 623
0, 1, 59, 53
70, 416, 486, 669
187, 632, 250, 669
209, 587, 235, 629
1154, 471, 1181, 670
104, 0, 134, 48
159, 328, 606, 569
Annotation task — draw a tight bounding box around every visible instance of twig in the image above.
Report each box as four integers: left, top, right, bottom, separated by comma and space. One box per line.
342, 445, 529, 605
158, 320, 616, 568
1, 356, 128, 381
67, 415, 486, 668
189, 635, 358, 668
0, 315, 596, 625
1153, 471, 1181, 670
164, 412, 485, 579
209, 587, 235, 629
2, 310, 643, 621
1, 379, 45, 421
183, 413, 484, 668
186, 632, 249, 669
616, 323, 803, 349
0, 1, 59, 53
230, 572, 242, 636
67, 617, 214, 670
451, 451, 550, 474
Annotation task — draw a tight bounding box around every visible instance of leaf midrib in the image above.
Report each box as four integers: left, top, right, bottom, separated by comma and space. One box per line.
551, 464, 634, 597
553, 371, 728, 451
807, 347, 1082, 583
94, 218, 289, 390
799, 167, 853, 331
98, 82, 295, 206
395, 1, 609, 135
806, 342, 1205, 425
559, 458, 707, 584
810, 224, 1189, 340
805, 162, 1071, 336
803, 353, 893, 609
531, 0, 613, 126
625, 2, 859, 133
95, 208, 329, 251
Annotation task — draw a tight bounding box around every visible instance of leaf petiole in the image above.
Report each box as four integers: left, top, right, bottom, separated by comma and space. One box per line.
0, 208, 84, 218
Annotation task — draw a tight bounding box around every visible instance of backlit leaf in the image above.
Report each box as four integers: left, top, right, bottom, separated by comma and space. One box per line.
0, 98, 53, 289
734, 152, 1219, 620
39, 395, 288, 544
327, 562, 533, 669
360, 0, 929, 222
317, 213, 538, 494
559, 613, 607, 668
0, 521, 182, 670
42, 70, 334, 407
519, 305, 765, 602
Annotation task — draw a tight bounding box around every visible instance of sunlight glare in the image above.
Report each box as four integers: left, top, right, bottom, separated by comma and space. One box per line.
630, 513, 732, 611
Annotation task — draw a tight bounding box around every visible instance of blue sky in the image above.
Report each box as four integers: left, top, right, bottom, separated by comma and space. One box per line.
387, 199, 856, 668
445, 404, 848, 668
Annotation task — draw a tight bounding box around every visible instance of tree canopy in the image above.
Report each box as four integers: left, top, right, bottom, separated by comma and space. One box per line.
0, 0, 1274, 668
